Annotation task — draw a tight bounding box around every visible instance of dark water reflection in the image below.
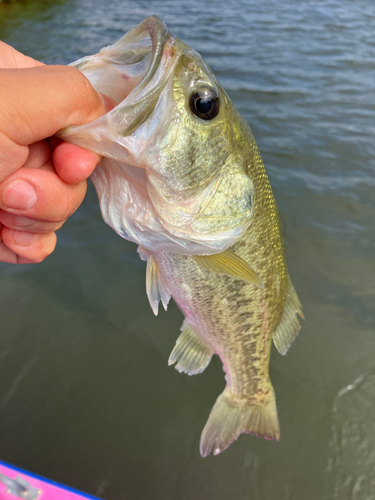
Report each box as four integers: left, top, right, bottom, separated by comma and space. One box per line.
1, 0, 375, 499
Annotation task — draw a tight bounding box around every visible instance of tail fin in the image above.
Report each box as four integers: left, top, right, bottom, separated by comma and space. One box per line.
200, 385, 280, 457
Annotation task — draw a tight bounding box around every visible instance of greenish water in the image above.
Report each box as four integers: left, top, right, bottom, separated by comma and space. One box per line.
1, 1, 375, 499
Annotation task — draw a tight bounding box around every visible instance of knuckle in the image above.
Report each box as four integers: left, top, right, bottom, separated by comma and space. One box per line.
60, 185, 84, 219
51, 187, 77, 222
16, 232, 56, 264
36, 234, 56, 262
26, 255, 45, 264
64, 66, 102, 123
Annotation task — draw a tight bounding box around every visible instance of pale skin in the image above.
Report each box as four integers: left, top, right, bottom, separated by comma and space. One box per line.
0, 41, 113, 264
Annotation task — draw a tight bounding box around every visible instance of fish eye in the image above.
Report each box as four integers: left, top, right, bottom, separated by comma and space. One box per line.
189, 88, 219, 121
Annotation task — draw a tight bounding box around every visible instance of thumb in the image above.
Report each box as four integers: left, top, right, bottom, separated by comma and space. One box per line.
0, 65, 106, 181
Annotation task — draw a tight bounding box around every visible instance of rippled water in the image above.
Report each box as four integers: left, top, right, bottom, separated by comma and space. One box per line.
1, 0, 374, 499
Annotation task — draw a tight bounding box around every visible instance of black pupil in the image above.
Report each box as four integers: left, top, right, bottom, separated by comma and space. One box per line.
189, 88, 219, 121
196, 98, 212, 115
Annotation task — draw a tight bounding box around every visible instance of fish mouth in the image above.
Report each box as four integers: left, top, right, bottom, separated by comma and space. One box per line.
59, 16, 174, 158
73, 16, 169, 105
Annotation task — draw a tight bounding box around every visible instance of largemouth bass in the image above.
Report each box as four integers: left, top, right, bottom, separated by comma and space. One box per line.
59, 16, 303, 457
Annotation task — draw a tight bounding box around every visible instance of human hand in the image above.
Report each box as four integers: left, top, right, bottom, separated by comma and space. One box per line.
0, 41, 107, 264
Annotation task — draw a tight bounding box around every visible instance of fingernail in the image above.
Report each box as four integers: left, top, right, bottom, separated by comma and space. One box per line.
14, 216, 33, 227
3, 181, 37, 210
12, 231, 36, 246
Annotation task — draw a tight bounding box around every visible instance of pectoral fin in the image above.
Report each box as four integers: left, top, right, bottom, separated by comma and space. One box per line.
193, 250, 264, 288
273, 277, 304, 355
146, 254, 171, 316
168, 321, 213, 375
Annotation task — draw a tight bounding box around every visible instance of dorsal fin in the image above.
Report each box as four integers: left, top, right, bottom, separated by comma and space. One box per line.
273, 277, 304, 355
168, 320, 213, 375
146, 254, 171, 316
193, 250, 264, 288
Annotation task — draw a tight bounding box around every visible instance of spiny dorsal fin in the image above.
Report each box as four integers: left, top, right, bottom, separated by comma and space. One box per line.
193, 250, 264, 288
168, 320, 213, 376
273, 277, 304, 355
146, 254, 171, 316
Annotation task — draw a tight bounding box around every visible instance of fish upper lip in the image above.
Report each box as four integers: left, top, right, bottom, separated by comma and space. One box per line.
107, 16, 174, 137
85, 15, 171, 106
132, 16, 170, 98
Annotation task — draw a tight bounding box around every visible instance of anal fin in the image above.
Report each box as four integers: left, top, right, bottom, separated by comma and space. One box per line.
168, 321, 213, 376
146, 254, 171, 316
273, 276, 304, 355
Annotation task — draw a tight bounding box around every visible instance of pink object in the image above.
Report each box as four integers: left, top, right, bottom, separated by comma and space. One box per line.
0, 461, 101, 500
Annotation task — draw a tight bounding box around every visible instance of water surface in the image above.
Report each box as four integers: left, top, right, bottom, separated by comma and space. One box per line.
0, 1, 374, 499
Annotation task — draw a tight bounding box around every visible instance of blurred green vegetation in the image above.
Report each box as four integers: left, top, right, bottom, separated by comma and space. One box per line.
0, 0, 68, 39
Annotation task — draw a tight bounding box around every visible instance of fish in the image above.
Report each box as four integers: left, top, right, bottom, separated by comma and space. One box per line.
59, 16, 303, 457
